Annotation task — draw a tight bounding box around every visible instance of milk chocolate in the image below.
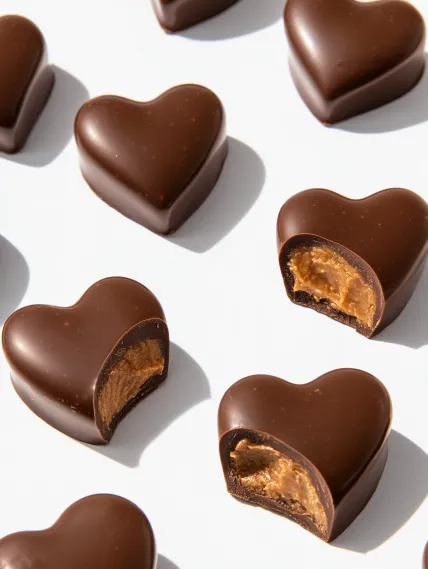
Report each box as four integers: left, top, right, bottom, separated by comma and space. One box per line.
0, 15, 54, 153
218, 370, 392, 542
2, 277, 169, 444
277, 188, 428, 337
0, 494, 156, 569
424, 543, 428, 568
75, 85, 228, 235
284, 0, 426, 124
152, 0, 240, 32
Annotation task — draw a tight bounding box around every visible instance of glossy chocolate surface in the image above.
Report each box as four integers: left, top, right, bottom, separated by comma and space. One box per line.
219, 370, 392, 541
0, 494, 155, 569
75, 84, 228, 235
2, 277, 169, 444
277, 188, 428, 337
152, 0, 239, 32
0, 15, 54, 153
284, 0, 426, 123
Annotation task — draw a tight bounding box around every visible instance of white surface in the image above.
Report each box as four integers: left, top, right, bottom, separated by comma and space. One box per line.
0, 1, 427, 567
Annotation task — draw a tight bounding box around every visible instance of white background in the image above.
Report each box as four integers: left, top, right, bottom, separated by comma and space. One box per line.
0, 1, 427, 567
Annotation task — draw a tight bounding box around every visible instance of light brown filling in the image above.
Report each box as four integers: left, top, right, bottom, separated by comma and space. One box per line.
231, 439, 327, 533
98, 339, 165, 425
288, 245, 376, 327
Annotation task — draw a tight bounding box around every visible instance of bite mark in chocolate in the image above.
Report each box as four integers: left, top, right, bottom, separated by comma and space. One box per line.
2, 277, 169, 444
277, 188, 428, 337
0, 15, 55, 153
218, 370, 392, 541
284, 0, 426, 124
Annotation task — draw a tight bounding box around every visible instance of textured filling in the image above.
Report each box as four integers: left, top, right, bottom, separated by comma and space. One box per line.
288, 245, 376, 327
231, 439, 327, 533
98, 339, 165, 425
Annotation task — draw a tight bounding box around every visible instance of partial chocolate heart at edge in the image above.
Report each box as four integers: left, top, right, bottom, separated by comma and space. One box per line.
277, 188, 428, 337
284, 0, 426, 124
151, 0, 240, 32
74, 84, 228, 235
218, 370, 392, 542
2, 277, 170, 444
0, 494, 156, 569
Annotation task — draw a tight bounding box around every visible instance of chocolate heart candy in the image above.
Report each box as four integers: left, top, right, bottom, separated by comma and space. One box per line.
152, 0, 240, 32
0, 15, 55, 153
0, 494, 155, 569
284, 0, 426, 124
424, 543, 428, 568
2, 277, 169, 444
277, 188, 428, 337
75, 85, 228, 235
218, 370, 392, 541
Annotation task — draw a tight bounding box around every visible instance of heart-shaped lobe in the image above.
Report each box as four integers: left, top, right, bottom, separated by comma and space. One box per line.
284, 0, 426, 123
218, 370, 392, 541
75, 84, 228, 235
0, 494, 156, 569
2, 277, 169, 444
152, 0, 240, 32
0, 15, 54, 153
277, 188, 428, 337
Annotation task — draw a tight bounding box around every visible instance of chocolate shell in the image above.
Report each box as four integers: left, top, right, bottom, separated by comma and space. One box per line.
151, 0, 240, 32
284, 0, 426, 124
0, 15, 55, 153
0, 494, 156, 569
218, 370, 392, 542
277, 188, 428, 337
74, 84, 228, 235
2, 277, 169, 444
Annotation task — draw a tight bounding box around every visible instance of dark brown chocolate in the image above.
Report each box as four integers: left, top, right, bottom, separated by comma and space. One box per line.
218, 370, 392, 542
152, 0, 240, 32
0, 15, 55, 153
424, 542, 428, 568
2, 277, 169, 444
277, 188, 428, 337
74, 84, 228, 235
0, 494, 155, 569
284, 0, 426, 124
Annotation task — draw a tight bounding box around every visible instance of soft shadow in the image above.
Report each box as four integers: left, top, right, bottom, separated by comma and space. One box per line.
158, 555, 180, 569
2, 66, 89, 167
92, 344, 210, 467
0, 236, 29, 324
337, 54, 428, 134
375, 265, 428, 348
169, 138, 265, 253
335, 431, 428, 553
180, 0, 285, 41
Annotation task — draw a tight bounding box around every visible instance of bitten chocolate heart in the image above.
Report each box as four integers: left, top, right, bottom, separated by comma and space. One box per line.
75, 85, 228, 235
218, 370, 392, 542
277, 188, 428, 337
2, 277, 169, 444
0, 15, 55, 153
284, 0, 426, 124
152, 0, 240, 32
0, 494, 155, 569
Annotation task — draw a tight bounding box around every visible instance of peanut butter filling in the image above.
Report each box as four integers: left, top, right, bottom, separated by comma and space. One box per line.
288, 245, 376, 327
231, 439, 327, 533
98, 339, 165, 425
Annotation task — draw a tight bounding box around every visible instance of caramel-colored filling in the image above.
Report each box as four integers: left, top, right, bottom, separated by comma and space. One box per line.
98, 339, 165, 425
231, 439, 327, 533
288, 245, 376, 327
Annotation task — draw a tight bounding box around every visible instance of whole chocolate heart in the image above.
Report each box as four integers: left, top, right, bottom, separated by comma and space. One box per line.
284, 0, 426, 123
152, 0, 240, 32
75, 84, 228, 235
0, 15, 54, 153
0, 494, 155, 569
277, 188, 428, 337
218, 370, 392, 541
2, 277, 169, 444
